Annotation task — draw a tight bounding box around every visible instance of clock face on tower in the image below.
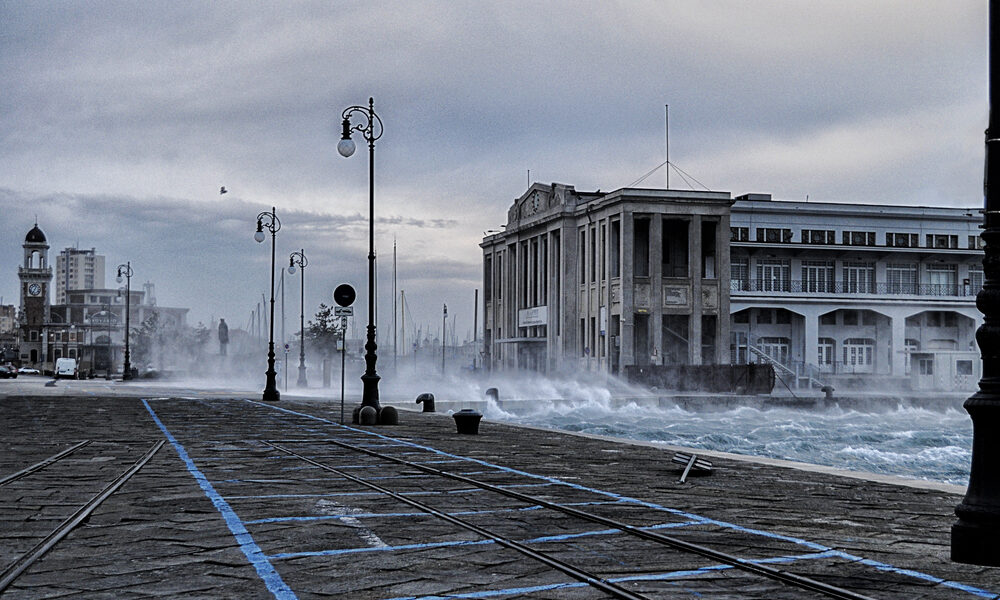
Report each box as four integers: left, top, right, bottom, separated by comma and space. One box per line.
27, 283, 41, 296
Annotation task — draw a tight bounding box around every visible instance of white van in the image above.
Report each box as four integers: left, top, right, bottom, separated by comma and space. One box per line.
55, 358, 79, 379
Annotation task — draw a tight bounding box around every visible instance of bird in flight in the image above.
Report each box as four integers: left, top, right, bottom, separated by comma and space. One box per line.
220, 186, 228, 194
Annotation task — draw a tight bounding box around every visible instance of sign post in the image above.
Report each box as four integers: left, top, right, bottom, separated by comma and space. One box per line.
333, 284, 356, 424
283, 343, 289, 392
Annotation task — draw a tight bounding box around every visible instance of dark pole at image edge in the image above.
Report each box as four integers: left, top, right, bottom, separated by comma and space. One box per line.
952, 0, 1000, 566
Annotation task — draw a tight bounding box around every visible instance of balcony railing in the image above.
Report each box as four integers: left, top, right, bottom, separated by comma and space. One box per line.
731, 279, 981, 297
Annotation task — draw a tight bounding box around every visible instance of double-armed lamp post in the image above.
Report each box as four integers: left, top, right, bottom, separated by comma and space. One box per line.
288, 249, 308, 387
338, 98, 383, 412
254, 207, 281, 402
115, 262, 133, 380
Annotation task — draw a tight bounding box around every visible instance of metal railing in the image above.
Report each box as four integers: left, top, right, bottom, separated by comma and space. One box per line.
731, 279, 981, 297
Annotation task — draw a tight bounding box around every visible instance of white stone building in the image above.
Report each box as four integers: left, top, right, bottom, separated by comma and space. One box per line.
730, 194, 982, 391
481, 183, 733, 375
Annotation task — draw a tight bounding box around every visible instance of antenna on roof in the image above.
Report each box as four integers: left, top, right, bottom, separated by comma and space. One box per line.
665, 104, 669, 189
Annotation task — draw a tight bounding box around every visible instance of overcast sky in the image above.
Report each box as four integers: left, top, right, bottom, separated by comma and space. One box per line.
0, 1, 989, 344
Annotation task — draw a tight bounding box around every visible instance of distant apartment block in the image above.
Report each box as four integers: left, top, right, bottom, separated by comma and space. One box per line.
55, 247, 105, 305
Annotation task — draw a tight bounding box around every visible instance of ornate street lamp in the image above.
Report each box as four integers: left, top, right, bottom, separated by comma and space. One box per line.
339, 98, 384, 413
953, 2, 1000, 566
254, 207, 281, 402
115, 262, 133, 380
288, 249, 308, 387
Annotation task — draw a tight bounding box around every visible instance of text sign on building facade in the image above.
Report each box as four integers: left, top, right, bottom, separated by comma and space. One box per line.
518, 306, 548, 328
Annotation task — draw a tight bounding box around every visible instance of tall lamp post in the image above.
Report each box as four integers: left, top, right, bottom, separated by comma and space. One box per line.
338, 97, 383, 412
254, 207, 281, 402
116, 262, 133, 380
288, 249, 308, 387
953, 2, 1000, 566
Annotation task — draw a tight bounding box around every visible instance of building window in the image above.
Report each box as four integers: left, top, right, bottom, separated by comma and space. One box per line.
610, 220, 621, 278
843, 231, 876, 246
970, 235, 985, 250
969, 265, 984, 295
662, 219, 688, 278
30, 330, 38, 341
820, 312, 837, 325
756, 228, 793, 243
731, 256, 749, 291
886, 232, 919, 248
634, 218, 650, 278
918, 358, 934, 375
843, 338, 874, 371
957, 360, 974, 375
927, 234, 958, 249
818, 338, 835, 367
801, 229, 835, 244
844, 262, 875, 294
842, 311, 858, 326
701, 221, 716, 279
731, 227, 749, 241
802, 260, 834, 293
887, 263, 917, 294
927, 263, 957, 295
756, 258, 790, 292
758, 337, 790, 366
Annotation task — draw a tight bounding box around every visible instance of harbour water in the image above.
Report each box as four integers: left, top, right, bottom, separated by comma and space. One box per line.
443, 376, 975, 487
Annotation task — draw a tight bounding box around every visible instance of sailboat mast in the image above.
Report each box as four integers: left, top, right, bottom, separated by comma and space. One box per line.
393, 239, 397, 370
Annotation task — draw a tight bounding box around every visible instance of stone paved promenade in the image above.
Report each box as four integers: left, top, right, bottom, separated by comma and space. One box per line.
1, 382, 999, 599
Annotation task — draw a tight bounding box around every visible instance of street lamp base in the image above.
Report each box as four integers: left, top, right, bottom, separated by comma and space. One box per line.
360, 372, 380, 411
262, 388, 281, 402
952, 520, 1000, 566
297, 365, 308, 387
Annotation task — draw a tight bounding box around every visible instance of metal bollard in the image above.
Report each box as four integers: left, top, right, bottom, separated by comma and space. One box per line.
416, 393, 435, 412
453, 409, 482, 434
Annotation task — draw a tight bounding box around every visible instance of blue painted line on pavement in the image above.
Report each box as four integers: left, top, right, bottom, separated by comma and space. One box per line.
832, 552, 998, 598
379, 551, 845, 600
142, 399, 296, 600
248, 399, 1000, 599
245, 500, 622, 525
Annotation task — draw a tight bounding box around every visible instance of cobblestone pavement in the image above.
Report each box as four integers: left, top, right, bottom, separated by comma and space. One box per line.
1, 391, 999, 599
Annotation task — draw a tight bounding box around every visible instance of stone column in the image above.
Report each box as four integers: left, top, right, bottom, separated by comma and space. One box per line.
690, 215, 703, 365
620, 210, 635, 368
650, 215, 663, 364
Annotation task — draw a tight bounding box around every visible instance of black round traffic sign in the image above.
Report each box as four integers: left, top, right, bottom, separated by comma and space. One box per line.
333, 284, 356, 307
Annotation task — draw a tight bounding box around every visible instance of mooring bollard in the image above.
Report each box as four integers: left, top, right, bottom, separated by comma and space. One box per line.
378, 405, 398, 425
453, 409, 482, 434
821, 385, 835, 400
485, 387, 499, 404
358, 405, 377, 425
416, 393, 435, 413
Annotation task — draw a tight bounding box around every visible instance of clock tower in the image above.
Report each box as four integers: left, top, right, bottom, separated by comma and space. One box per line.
19, 223, 52, 329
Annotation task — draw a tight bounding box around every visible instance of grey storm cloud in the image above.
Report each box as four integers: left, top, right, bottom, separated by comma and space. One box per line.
0, 0, 989, 333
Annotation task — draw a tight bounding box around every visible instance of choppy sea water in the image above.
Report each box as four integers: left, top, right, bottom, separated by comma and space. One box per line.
474, 390, 973, 487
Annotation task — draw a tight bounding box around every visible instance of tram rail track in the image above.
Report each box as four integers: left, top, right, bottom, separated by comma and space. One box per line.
0, 440, 92, 487
0, 440, 164, 593
265, 436, 875, 600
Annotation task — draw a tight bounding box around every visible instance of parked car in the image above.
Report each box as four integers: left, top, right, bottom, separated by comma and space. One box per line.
17, 366, 40, 375
0, 365, 18, 379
